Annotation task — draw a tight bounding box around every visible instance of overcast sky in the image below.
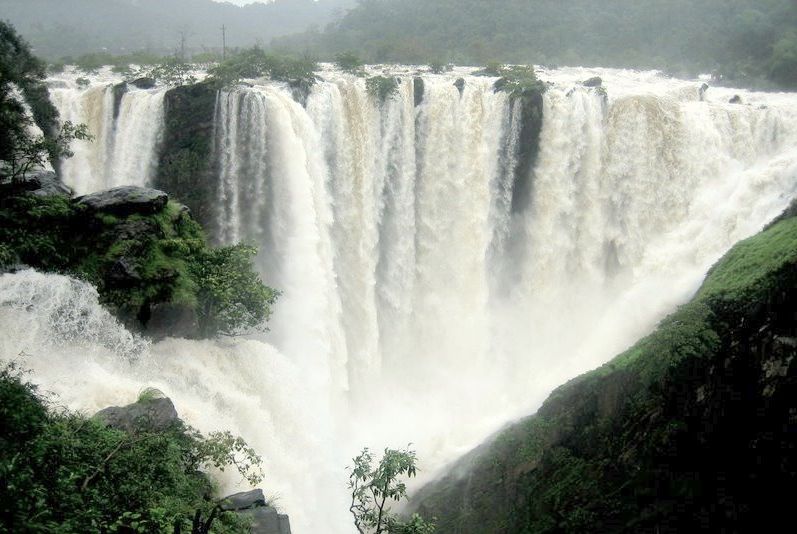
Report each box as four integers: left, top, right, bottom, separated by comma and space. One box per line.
213, 0, 270, 5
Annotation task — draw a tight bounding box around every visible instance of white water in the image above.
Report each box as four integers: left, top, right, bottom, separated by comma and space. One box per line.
5, 67, 797, 532
49, 70, 166, 194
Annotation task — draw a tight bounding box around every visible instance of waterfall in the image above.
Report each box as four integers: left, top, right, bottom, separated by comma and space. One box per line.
8, 67, 797, 533
50, 76, 165, 194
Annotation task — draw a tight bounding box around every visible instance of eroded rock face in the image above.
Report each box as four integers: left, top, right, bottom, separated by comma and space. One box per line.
76, 186, 168, 216
220, 489, 292, 534
95, 396, 180, 433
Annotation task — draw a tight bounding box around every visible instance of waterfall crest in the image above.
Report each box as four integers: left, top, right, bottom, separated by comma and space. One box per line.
12, 66, 797, 532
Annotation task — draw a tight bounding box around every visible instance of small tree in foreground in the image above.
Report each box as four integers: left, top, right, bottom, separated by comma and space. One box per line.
348, 446, 436, 534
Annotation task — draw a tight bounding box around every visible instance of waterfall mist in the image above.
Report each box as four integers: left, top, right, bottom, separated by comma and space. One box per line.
5, 66, 797, 532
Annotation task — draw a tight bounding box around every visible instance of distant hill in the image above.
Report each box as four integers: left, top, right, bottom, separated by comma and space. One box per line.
276, 0, 797, 88
2, 0, 356, 59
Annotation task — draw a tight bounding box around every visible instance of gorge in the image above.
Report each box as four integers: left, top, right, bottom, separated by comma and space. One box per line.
3, 64, 797, 533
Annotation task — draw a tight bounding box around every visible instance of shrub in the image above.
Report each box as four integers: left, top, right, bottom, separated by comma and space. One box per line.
366, 75, 399, 102
335, 51, 365, 74
0, 363, 259, 533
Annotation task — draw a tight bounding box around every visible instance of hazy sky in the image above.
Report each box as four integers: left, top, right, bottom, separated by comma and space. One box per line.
213, 0, 270, 5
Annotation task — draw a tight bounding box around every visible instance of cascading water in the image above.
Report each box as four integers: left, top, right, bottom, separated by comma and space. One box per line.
49, 70, 166, 194
5, 66, 797, 533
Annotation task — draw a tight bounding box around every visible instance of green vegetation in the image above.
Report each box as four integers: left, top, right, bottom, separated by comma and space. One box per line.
0, 192, 277, 338
191, 244, 278, 337
335, 51, 365, 74
278, 0, 797, 89
414, 206, 797, 532
488, 65, 547, 99
207, 46, 318, 88
0, 21, 63, 180
366, 76, 399, 103
0, 363, 259, 533
348, 446, 436, 534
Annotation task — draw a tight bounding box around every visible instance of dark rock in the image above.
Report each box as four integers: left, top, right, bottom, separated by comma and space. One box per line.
130, 77, 157, 89
95, 396, 180, 433
582, 76, 603, 87
729, 94, 742, 104
454, 78, 466, 96
12, 170, 72, 197
155, 82, 218, 235
699, 82, 710, 101
112, 82, 128, 120
106, 257, 141, 285
76, 186, 168, 216
146, 302, 200, 340
115, 218, 163, 241
288, 77, 317, 107
221, 489, 292, 534
413, 77, 425, 107
220, 489, 268, 511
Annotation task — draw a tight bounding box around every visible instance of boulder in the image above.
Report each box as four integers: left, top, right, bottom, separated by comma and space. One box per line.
582, 76, 603, 87
95, 395, 180, 433
729, 94, 742, 104
220, 489, 268, 511
130, 77, 157, 89
76, 186, 168, 216
13, 170, 72, 197
454, 77, 466, 96
220, 489, 292, 534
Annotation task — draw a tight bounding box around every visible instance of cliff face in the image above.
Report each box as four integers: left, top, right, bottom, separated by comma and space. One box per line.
154, 82, 220, 239
411, 205, 797, 533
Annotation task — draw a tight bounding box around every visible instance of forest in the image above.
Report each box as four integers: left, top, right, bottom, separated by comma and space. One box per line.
277, 0, 797, 88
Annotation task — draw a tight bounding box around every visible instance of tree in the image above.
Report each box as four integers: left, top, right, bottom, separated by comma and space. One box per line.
0, 21, 92, 182
334, 51, 365, 74
2, 120, 93, 182
347, 446, 436, 534
191, 243, 279, 337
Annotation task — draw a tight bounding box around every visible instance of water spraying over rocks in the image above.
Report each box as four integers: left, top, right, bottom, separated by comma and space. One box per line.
6, 66, 796, 532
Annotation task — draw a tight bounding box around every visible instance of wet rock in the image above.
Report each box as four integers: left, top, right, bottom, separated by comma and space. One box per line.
9, 170, 72, 197
220, 489, 268, 511
729, 95, 742, 104
112, 82, 128, 119
699, 83, 709, 101
221, 489, 292, 534
130, 77, 157, 89
454, 77, 466, 95
583, 76, 603, 87
414, 77, 425, 107
76, 186, 168, 216
95, 395, 180, 433
146, 302, 200, 340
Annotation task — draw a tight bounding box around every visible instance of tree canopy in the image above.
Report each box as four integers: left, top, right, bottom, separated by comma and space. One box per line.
277, 0, 797, 89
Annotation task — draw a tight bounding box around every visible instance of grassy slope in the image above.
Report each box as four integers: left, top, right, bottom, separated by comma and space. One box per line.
413, 208, 797, 533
